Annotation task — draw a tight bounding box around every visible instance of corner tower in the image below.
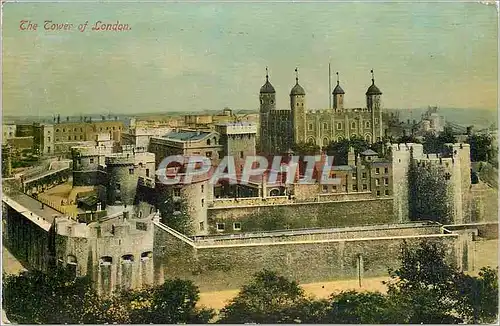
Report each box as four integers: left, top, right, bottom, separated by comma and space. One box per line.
290, 67, 306, 144
259, 67, 276, 154
332, 71, 345, 112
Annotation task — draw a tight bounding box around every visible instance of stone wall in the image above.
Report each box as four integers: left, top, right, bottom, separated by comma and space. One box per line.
153, 223, 460, 292
207, 198, 394, 234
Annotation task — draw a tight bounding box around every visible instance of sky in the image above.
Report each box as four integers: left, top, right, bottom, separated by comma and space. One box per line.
2, 1, 498, 118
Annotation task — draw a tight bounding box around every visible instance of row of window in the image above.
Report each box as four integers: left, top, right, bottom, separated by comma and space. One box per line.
215, 222, 241, 231
308, 119, 379, 131
55, 126, 122, 133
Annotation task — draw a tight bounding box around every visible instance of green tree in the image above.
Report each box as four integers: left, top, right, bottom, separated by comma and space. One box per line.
124, 279, 214, 324
218, 270, 308, 324
385, 241, 464, 324
323, 136, 371, 165
319, 291, 402, 324
467, 133, 493, 163
292, 142, 321, 156
2, 267, 107, 324
455, 267, 499, 324
158, 193, 194, 236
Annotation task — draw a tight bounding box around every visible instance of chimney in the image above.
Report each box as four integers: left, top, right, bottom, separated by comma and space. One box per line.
407, 119, 410, 125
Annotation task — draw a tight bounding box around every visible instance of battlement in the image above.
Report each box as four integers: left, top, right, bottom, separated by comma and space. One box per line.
390, 143, 423, 152
105, 153, 135, 165
72, 146, 113, 157
216, 123, 257, 135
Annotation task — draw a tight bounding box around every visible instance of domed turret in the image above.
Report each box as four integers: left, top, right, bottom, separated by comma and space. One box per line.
290, 67, 306, 95
366, 69, 382, 95
366, 69, 382, 111
260, 72, 276, 94
332, 72, 345, 111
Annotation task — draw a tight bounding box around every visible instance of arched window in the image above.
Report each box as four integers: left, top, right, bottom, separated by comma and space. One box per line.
351, 122, 356, 129
207, 139, 211, 145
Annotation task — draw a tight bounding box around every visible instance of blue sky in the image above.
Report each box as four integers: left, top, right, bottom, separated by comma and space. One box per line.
2, 1, 498, 117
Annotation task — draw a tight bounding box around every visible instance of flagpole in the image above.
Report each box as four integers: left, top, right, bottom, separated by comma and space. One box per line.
328, 63, 332, 109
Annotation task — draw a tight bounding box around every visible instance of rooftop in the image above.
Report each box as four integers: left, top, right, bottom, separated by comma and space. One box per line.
162, 130, 212, 141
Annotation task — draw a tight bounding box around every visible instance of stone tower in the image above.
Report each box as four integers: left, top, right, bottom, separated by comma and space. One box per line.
105, 153, 139, 206
259, 67, 276, 154
291, 68, 306, 144
366, 69, 383, 141
332, 72, 345, 112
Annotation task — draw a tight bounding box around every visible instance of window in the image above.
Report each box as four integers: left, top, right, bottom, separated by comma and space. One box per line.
337, 123, 342, 130
216, 223, 225, 231
80, 135, 83, 140
63, 128, 66, 132
80, 128, 83, 132
384, 178, 389, 185
74, 128, 77, 131
173, 188, 181, 196
146, 169, 150, 177
206, 152, 212, 158
352, 184, 358, 191
90, 158, 94, 164
362, 172, 367, 179
47, 131, 51, 134
362, 184, 368, 190
201, 185, 204, 193
322, 185, 328, 193
377, 190, 381, 196
352, 173, 357, 179
332, 185, 337, 190
48, 136, 51, 141
201, 199, 204, 207
375, 179, 380, 186
323, 123, 328, 130
384, 167, 389, 174
376, 168, 380, 174
233, 222, 241, 231
240, 151, 244, 159
365, 121, 370, 128
351, 122, 356, 129
47, 146, 51, 152
308, 123, 313, 131
385, 190, 389, 196
199, 221, 205, 231
332, 174, 337, 179
56, 129, 60, 132
375, 118, 379, 124
129, 168, 134, 175
207, 139, 211, 145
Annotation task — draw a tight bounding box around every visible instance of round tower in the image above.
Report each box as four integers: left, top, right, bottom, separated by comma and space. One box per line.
105, 153, 139, 206
332, 71, 345, 112
290, 67, 306, 144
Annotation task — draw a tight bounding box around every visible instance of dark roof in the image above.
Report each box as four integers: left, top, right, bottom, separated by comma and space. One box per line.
78, 196, 98, 207
260, 80, 276, 94
332, 84, 345, 95
162, 130, 211, 141
290, 82, 306, 96
366, 81, 382, 95
331, 165, 354, 171
360, 149, 378, 156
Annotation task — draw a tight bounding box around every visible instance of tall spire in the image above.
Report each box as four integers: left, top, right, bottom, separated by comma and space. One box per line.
336, 71, 340, 85
266, 66, 269, 82
295, 67, 299, 84
371, 69, 375, 84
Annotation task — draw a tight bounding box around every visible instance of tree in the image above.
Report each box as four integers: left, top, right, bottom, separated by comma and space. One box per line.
455, 267, 499, 324
125, 279, 214, 324
218, 270, 308, 324
323, 136, 371, 165
319, 291, 402, 324
292, 142, 321, 156
2, 267, 107, 324
385, 241, 465, 324
408, 149, 453, 224
158, 193, 194, 236
467, 133, 493, 163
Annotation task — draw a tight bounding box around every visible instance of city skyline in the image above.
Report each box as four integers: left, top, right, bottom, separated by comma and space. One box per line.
3, 1, 498, 118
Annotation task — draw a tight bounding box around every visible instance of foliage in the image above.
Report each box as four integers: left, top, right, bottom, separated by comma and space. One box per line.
158, 192, 194, 236
292, 142, 321, 156
396, 134, 421, 144
423, 128, 457, 154
218, 269, 309, 324
454, 267, 499, 324
467, 133, 494, 163
408, 149, 453, 224
323, 135, 371, 165
3, 267, 213, 324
